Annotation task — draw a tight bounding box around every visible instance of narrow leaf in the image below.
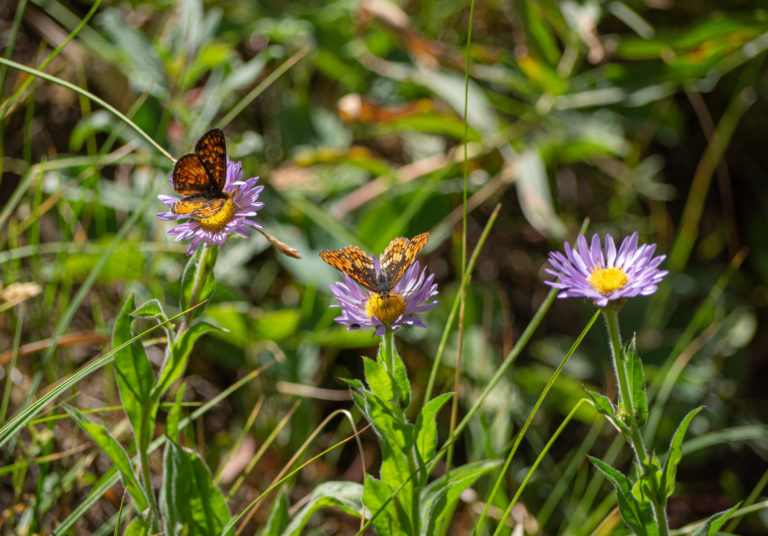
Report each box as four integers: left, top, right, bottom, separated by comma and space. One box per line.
391, 344, 410, 408
414, 393, 453, 468
584, 388, 630, 435
339, 377, 365, 391
662, 406, 704, 498
627, 337, 649, 426
166, 384, 186, 442
64, 405, 148, 512
132, 298, 167, 320
261, 488, 290, 536
420, 460, 501, 535
690, 503, 741, 536
155, 320, 222, 397
282, 482, 363, 536
589, 456, 648, 536
113, 295, 156, 449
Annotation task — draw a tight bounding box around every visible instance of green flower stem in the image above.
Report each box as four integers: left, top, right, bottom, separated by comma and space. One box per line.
381, 328, 421, 534
603, 309, 669, 536
383, 328, 395, 378
180, 244, 218, 332
603, 310, 646, 458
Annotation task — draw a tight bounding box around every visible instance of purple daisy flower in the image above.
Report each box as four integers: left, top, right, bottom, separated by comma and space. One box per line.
156, 158, 264, 255
329, 260, 438, 336
544, 232, 668, 307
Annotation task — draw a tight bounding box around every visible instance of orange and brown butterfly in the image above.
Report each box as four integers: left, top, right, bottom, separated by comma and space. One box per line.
320, 232, 429, 299
170, 128, 230, 220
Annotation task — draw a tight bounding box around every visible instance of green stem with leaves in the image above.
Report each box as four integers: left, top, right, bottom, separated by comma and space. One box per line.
180, 244, 218, 332
381, 328, 421, 534
603, 309, 669, 536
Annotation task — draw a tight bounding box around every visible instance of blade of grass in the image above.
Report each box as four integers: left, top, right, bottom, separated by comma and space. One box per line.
444, 0, 477, 491
0, 304, 25, 423
644, 249, 746, 441
0, 57, 173, 162
0, 0, 102, 119
0, 302, 203, 449
668, 87, 755, 273
423, 202, 501, 404
52, 355, 279, 535
493, 399, 591, 535
475, 312, 600, 535
19, 189, 155, 412
218, 44, 312, 129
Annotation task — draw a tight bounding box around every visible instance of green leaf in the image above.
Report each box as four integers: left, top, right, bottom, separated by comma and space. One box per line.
166, 384, 186, 442
391, 344, 410, 408
259, 489, 289, 536
365, 353, 396, 408
363, 392, 409, 456
281, 482, 363, 536
420, 460, 501, 535
180, 245, 218, 320
64, 405, 148, 512
661, 406, 704, 498
584, 388, 630, 435
124, 515, 150, 536
340, 377, 365, 391
155, 320, 222, 398
414, 393, 453, 469
132, 298, 167, 320
351, 391, 367, 414
132, 298, 174, 346
626, 336, 648, 426
160, 439, 232, 536
363, 475, 410, 536
589, 456, 648, 536
113, 295, 156, 449
378, 428, 413, 493
690, 503, 741, 536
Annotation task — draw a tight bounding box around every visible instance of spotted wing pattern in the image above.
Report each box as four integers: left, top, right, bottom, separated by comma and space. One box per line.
172, 196, 228, 220
380, 232, 429, 287
195, 128, 227, 191
172, 154, 210, 196
320, 246, 377, 291
171, 129, 226, 196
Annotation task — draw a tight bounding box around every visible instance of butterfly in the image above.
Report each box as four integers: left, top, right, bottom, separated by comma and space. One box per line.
170, 128, 229, 220
320, 233, 429, 299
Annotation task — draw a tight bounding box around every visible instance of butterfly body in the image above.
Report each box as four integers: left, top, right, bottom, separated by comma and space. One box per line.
171, 129, 230, 221
320, 232, 429, 299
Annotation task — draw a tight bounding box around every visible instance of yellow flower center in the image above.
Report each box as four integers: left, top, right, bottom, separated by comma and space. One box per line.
197, 197, 236, 231
587, 267, 628, 296
365, 293, 407, 325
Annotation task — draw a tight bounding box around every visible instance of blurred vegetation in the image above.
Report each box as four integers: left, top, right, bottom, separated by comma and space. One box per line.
1, 0, 767, 533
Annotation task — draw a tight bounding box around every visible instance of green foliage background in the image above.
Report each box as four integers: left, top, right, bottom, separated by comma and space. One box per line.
1, 0, 767, 533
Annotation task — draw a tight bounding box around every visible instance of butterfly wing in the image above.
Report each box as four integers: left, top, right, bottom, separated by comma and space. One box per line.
381, 232, 429, 287
195, 128, 227, 192
172, 154, 210, 196
320, 246, 377, 291
171, 195, 228, 220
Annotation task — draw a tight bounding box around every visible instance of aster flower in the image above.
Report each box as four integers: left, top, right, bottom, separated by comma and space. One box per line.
328, 260, 438, 336
544, 232, 668, 307
156, 159, 264, 255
